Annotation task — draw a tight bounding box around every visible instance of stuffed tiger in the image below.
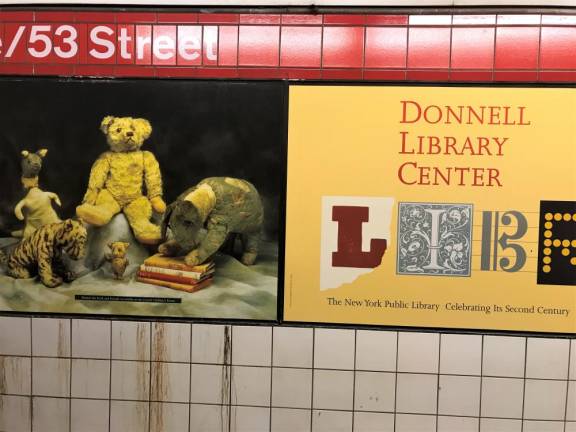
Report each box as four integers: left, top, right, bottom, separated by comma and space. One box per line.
0, 219, 87, 288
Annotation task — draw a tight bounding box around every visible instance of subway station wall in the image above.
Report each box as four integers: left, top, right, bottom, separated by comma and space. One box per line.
0, 6, 575, 432
0, 317, 575, 432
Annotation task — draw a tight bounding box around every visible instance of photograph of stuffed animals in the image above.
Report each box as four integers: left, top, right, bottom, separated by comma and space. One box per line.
0, 78, 285, 320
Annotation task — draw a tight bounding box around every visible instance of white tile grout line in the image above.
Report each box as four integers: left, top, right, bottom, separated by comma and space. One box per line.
188, 323, 193, 432
108, 320, 113, 432
478, 335, 484, 432
536, 13, 543, 83
447, 14, 453, 82
351, 329, 357, 432
521, 336, 528, 432
393, 331, 399, 432
3, 390, 574, 420
228, 325, 233, 432
491, 19, 498, 81
310, 327, 315, 432
564, 340, 572, 432
269, 327, 274, 432
69, 320, 73, 432
1, 352, 572, 381
148, 322, 153, 432
29, 317, 33, 432
404, 15, 410, 79
436, 334, 442, 432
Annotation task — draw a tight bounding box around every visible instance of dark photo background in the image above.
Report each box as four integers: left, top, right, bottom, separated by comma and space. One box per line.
0, 78, 286, 240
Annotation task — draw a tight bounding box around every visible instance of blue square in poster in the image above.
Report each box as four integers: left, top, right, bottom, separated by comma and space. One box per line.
397, 202, 473, 276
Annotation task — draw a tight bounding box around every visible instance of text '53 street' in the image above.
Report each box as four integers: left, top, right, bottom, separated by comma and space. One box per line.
0, 24, 218, 64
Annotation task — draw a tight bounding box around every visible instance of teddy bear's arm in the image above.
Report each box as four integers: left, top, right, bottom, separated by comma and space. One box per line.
14, 198, 27, 220
83, 155, 110, 204
142, 151, 163, 199
193, 224, 229, 265
47, 192, 62, 207
37, 245, 63, 288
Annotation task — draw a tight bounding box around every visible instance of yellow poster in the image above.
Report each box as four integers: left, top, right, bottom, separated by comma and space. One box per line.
284, 85, 576, 333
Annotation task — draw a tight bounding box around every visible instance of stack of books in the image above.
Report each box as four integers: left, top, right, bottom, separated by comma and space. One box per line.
137, 254, 215, 293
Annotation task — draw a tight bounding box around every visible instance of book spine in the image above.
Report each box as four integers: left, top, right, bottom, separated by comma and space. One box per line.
140, 265, 208, 280
137, 276, 213, 293
138, 270, 209, 285
144, 262, 193, 272
143, 259, 213, 273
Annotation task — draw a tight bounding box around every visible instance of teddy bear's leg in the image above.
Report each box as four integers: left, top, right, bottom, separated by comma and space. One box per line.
124, 197, 161, 245
53, 254, 76, 283
37, 252, 63, 288
185, 225, 228, 267
7, 263, 31, 279
158, 239, 185, 257
23, 224, 36, 239
241, 231, 261, 265
10, 229, 24, 238
76, 190, 121, 227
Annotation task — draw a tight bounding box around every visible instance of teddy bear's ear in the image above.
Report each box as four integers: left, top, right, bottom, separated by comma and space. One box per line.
100, 116, 115, 134
135, 118, 152, 140
107, 241, 114, 248
123, 242, 130, 249
21, 150, 30, 158
37, 149, 48, 158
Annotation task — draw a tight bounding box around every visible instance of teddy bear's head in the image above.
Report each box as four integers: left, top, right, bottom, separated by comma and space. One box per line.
21, 149, 47, 179
100, 116, 152, 153
108, 241, 130, 258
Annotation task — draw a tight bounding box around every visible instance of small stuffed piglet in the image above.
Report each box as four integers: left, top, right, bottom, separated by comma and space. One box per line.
105, 241, 130, 280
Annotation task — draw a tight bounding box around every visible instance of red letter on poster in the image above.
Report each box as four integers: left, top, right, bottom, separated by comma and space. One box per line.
332, 206, 387, 268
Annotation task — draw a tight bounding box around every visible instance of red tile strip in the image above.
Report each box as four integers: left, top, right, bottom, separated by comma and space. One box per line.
0, 11, 573, 82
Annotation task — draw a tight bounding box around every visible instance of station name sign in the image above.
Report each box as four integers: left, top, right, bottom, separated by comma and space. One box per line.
1, 24, 219, 64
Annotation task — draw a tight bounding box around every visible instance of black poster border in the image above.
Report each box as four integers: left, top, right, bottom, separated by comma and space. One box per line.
0, 75, 289, 326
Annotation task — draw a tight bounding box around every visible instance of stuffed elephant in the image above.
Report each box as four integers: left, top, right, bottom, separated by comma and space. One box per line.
159, 177, 264, 267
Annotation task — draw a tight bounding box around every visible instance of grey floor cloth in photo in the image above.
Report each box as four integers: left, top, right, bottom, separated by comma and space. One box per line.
0, 215, 277, 319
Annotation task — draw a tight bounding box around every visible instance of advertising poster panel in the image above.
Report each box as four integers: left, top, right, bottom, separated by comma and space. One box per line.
284, 85, 575, 333
0, 78, 284, 320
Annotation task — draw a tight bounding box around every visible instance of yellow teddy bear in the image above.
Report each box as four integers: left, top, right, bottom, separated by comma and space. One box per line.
76, 116, 166, 245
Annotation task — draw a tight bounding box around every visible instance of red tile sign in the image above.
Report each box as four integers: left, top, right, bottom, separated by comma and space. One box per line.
0, 10, 574, 82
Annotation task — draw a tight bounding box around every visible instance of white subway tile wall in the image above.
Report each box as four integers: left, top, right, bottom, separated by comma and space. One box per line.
110, 400, 149, 432
151, 322, 191, 363
110, 360, 150, 401
314, 328, 355, 370
1, 395, 32, 432
32, 396, 69, 432
0, 317, 574, 432
71, 359, 111, 399
231, 365, 271, 406
271, 407, 310, 432
397, 332, 440, 373
32, 318, 71, 358
0, 316, 31, 356
70, 399, 109, 432
71, 319, 111, 359
111, 321, 150, 361
483, 335, 526, 378
437, 415, 478, 432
